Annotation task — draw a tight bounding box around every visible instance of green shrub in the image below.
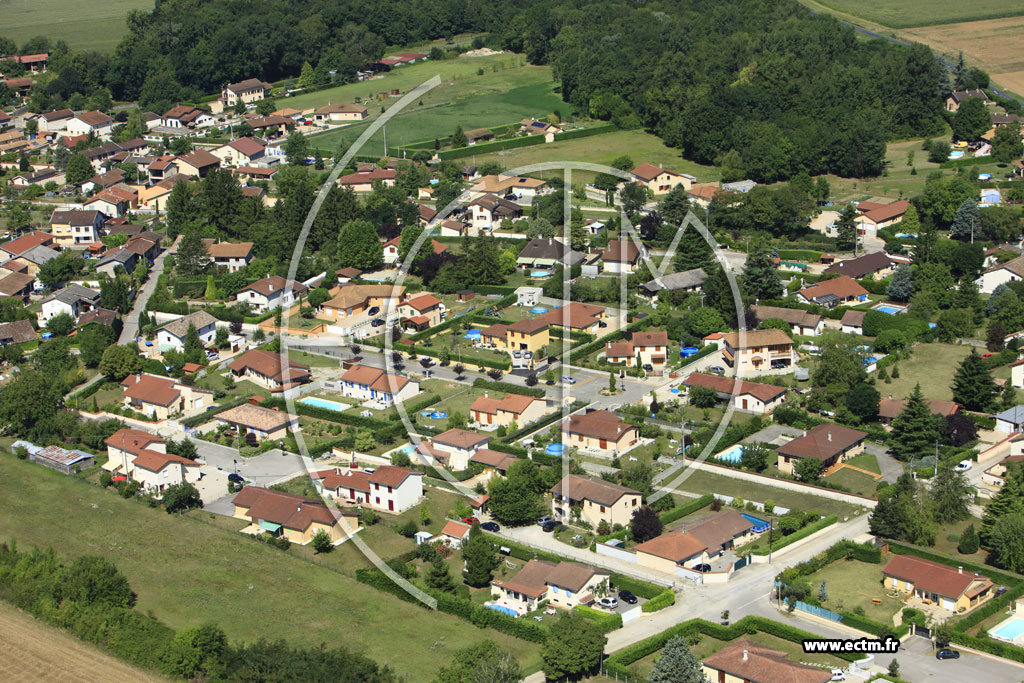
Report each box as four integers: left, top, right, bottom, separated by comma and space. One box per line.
641, 589, 675, 612
750, 515, 838, 556
575, 604, 623, 632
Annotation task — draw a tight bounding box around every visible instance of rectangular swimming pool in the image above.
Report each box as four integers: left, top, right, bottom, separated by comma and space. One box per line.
716, 445, 743, 464
991, 617, 1024, 642
876, 306, 902, 315
300, 396, 348, 412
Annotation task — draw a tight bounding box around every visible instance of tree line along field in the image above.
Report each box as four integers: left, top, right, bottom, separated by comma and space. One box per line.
808, 0, 1024, 28
0, 456, 542, 680
0, 0, 150, 52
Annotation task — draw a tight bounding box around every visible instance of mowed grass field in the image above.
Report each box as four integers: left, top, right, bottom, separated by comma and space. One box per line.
471, 129, 719, 186
0, 0, 150, 52
881, 343, 973, 402
809, 0, 1024, 28
0, 457, 541, 680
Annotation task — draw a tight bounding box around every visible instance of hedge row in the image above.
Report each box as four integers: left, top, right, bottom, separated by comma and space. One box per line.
776, 249, 823, 262
575, 604, 623, 633
529, 450, 562, 466
471, 378, 546, 397
552, 124, 618, 141
596, 494, 714, 544
404, 394, 443, 414
179, 396, 251, 428
353, 567, 547, 643
603, 615, 860, 678
609, 573, 666, 600
940, 155, 992, 169
260, 397, 389, 430
361, 337, 511, 369
68, 379, 113, 402
749, 515, 838, 556
679, 344, 718, 368
641, 589, 675, 612
420, 464, 480, 482
438, 135, 544, 160
884, 540, 1023, 588
482, 533, 568, 565
487, 440, 529, 457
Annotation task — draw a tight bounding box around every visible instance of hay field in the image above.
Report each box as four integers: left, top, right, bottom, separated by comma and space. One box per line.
811, 0, 1024, 28
0, 0, 150, 53
905, 17, 1024, 95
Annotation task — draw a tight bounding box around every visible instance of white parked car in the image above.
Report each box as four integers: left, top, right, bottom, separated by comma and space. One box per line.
954, 460, 973, 473
597, 597, 618, 610
830, 670, 846, 682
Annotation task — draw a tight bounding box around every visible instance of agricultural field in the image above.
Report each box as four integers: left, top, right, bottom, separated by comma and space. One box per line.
471, 129, 719, 186
0, 457, 542, 680
808, 0, 1024, 28
904, 16, 1024, 96
0, 601, 163, 683
0, 0, 150, 53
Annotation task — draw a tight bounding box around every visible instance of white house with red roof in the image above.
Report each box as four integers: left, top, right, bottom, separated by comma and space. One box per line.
382, 236, 401, 265
437, 519, 473, 548
338, 363, 420, 407
603, 330, 669, 375
313, 464, 423, 513
855, 199, 909, 237
103, 428, 201, 496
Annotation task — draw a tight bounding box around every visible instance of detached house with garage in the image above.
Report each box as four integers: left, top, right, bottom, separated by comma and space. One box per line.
550, 474, 641, 529
882, 554, 993, 613
216, 403, 297, 441
38, 284, 100, 324
232, 486, 359, 545
104, 429, 201, 496
490, 560, 608, 616
603, 330, 670, 375
207, 241, 254, 272
424, 428, 490, 471
228, 349, 311, 391
978, 255, 1024, 294
701, 641, 831, 683
470, 393, 547, 428
563, 409, 639, 457
601, 239, 644, 274
120, 373, 213, 419
49, 209, 106, 248
234, 276, 307, 313
399, 293, 444, 329
777, 423, 867, 476
338, 364, 420, 407
516, 238, 584, 271
634, 530, 710, 574
630, 163, 695, 194
156, 311, 219, 351
314, 464, 423, 513
65, 110, 113, 138
682, 372, 788, 415
720, 328, 796, 375
211, 137, 265, 167
748, 305, 824, 337
222, 78, 270, 107
468, 193, 523, 232
796, 276, 869, 308
855, 200, 909, 237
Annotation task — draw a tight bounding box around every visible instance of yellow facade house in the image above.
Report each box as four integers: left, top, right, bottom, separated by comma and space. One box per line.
550, 474, 641, 529
232, 486, 359, 545
882, 554, 993, 614
490, 560, 608, 616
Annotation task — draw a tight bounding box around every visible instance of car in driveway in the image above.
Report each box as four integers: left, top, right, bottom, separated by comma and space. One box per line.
461, 516, 479, 525
561, 375, 577, 384
371, 318, 385, 327
708, 366, 725, 375
367, 306, 380, 315
936, 648, 960, 660
829, 670, 846, 682
617, 590, 638, 604
480, 521, 500, 532
537, 516, 554, 527
954, 460, 973, 472
541, 520, 559, 532
693, 563, 711, 573
597, 597, 619, 610
227, 473, 245, 484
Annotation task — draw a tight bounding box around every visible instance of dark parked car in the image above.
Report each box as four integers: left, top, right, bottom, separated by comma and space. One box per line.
541, 520, 559, 532
693, 563, 711, 573
935, 649, 960, 660
618, 590, 638, 604
367, 306, 380, 315
480, 521, 500, 532
227, 473, 245, 484
371, 318, 385, 327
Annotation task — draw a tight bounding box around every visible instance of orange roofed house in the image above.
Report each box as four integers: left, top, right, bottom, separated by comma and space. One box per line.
796, 276, 869, 308
603, 330, 669, 376
120, 373, 213, 420
316, 284, 405, 322
630, 163, 695, 194
882, 554, 993, 613
314, 464, 423, 513
563, 409, 639, 458
701, 640, 831, 683
777, 423, 867, 476
228, 348, 311, 391
104, 428, 201, 496
550, 474, 641, 528
338, 363, 420, 407
398, 293, 444, 330
490, 560, 608, 616
855, 200, 909, 237
232, 486, 359, 545
682, 372, 788, 414
719, 328, 796, 375
470, 392, 548, 429
216, 403, 297, 442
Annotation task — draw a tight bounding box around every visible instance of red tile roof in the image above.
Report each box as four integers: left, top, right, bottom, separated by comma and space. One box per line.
564, 410, 637, 442
777, 423, 867, 462
883, 554, 990, 600
120, 374, 180, 406
635, 530, 708, 562
683, 372, 788, 403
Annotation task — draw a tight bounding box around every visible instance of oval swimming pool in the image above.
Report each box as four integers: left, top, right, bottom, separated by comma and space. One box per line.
530, 306, 549, 314
546, 443, 565, 456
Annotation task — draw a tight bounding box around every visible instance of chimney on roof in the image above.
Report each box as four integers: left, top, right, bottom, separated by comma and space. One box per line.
959, 566, 963, 574
135, 374, 141, 383
268, 281, 274, 292
742, 649, 748, 662
248, 396, 259, 405
828, 432, 832, 442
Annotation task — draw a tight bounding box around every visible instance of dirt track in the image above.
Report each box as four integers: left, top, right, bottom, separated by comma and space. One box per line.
0, 602, 162, 682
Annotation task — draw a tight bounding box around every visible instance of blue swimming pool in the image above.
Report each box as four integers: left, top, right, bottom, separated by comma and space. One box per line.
681, 347, 699, 357
464, 329, 482, 340
949, 150, 964, 159
300, 396, 347, 412
670, 387, 680, 393
530, 270, 550, 278
982, 189, 1002, 204
876, 306, 902, 315
741, 513, 770, 533
546, 443, 565, 456
487, 604, 519, 617
991, 617, 1024, 642
717, 445, 743, 464
530, 306, 549, 314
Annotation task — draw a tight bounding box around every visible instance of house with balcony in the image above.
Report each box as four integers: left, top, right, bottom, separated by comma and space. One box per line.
314, 464, 423, 513
103, 429, 201, 496
120, 373, 213, 420
603, 330, 669, 375
562, 410, 639, 458
234, 276, 307, 313
719, 329, 796, 375
228, 349, 311, 392
490, 560, 608, 616
550, 474, 641, 529
424, 428, 490, 471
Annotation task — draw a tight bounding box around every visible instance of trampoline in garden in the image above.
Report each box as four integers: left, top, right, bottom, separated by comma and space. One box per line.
464, 329, 482, 340
530, 307, 549, 314
546, 444, 565, 456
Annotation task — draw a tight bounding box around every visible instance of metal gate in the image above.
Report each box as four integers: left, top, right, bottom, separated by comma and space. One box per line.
913, 624, 931, 638
734, 555, 750, 571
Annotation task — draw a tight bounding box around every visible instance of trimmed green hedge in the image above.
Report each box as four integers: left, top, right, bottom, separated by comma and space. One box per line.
483, 533, 568, 565
609, 573, 666, 600
604, 615, 860, 678
487, 441, 529, 457
552, 124, 618, 141
575, 604, 623, 632
502, 404, 583, 443
597, 494, 714, 543
679, 344, 719, 368
402, 394, 443, 415
884, 540, 1023, 587
471, 378, 545, 397
354, 566, 547, 642
750, 515, 838, 556
776, 249, 822, 262
438, 135, 544, 160
641, 589, 675, 612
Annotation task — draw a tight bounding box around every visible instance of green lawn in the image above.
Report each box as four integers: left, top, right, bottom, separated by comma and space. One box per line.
932, 515, 987, 562
470, 129, 719, 186
0, 0, 150, 52
0, 458, 541, 679
666, 467, 865, 519
882, 343, 974, 402
826, 466, 880, 498
806, 559, 903, 624
845, 452, 881, 474
283, 350, 341, 368
809, 0, 1024, 28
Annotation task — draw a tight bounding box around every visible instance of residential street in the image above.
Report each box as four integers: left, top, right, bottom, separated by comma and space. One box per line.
118, 250, 170, 345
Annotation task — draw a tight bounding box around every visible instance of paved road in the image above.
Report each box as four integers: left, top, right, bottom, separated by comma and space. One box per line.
119, 250, 169, 345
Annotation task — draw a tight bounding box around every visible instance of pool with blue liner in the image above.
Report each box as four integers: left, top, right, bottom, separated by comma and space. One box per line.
876, 305, 902, 315
487, 604, 519, 617
716, 445, 743, 464
741, 513, 770, 533
464, 329, 482, 340
991, 617, 1024, 642
300, 396, 348, 412
530, 306, 549, 314
546, 443, 565, 456
530, 270, 550, 278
